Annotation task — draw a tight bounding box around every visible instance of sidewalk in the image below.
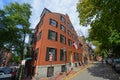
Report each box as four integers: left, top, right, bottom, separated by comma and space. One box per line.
40, 63, 92, 80
25, 63, 93, 80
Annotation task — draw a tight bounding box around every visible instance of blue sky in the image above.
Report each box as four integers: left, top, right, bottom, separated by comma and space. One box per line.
0, 0, 90, 37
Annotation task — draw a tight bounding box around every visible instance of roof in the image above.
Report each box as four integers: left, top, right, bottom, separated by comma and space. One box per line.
40, 8, 52, 18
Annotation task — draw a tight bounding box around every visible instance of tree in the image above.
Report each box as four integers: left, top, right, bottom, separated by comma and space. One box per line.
77, 0, 120, 57
0, 2, 31, 60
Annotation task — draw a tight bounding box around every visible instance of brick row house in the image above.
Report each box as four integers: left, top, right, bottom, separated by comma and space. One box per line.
0, 50, 11, 67
30, 8, 84, 79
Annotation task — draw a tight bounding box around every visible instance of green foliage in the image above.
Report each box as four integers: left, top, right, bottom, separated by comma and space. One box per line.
10, 54, 21, 63
0, 2, 31, 60
109, 30, 120, 45
77, 0, 120, 56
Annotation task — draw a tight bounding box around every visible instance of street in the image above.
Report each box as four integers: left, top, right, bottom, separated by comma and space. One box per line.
70, 62, 120, 80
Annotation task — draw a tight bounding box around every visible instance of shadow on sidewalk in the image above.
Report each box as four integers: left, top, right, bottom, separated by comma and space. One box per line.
87, 63, 120, 80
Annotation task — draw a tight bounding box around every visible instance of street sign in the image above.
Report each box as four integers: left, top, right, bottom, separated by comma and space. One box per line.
24, 57, 32, 60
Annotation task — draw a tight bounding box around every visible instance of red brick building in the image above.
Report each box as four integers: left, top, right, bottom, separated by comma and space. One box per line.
31, 8, 83, 79
0, 50, 11, 67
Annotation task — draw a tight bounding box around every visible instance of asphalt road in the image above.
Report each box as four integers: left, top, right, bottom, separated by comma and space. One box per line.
70, 62, 120, 80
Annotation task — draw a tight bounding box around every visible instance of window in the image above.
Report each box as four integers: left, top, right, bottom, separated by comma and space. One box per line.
60, 34, 66, 44
71, 26, 74, 30
68, 39, 72, 46
72, 34, 75, 39
67, 30, 71, 37
34, 48, 39, 60
67, 22, 71, 28
60, 16, 66, 23
37, 31, 42, 41
61, 65, 66, 72
74, 53, 77, 61
48, 30, 57, 41
50, 19, 58, 27
60, 24, 66, 32
47, 67, 54, 77
60, 49, 66, 61
46, 47, 57, 61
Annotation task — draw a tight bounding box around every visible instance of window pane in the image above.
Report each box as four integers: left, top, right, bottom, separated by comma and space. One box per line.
60, 34, 66, 44
68, 30, 71, 37
48, 30, 57, 41
60, 16, 66, 23
74, 53, 77, 61
50, 19, 58, 27
46, 47, 57, 61
68, 39, 72, 46
67, 22, 71, 28
60, 24, 66, 32
60, 49, 64, 60
60, 49, 66, 61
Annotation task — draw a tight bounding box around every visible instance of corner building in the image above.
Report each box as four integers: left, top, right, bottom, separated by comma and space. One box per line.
32, 8, 83, 79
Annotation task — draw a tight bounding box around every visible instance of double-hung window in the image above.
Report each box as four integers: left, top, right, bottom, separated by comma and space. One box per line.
60, 49, 66, 61
60, 16, 66, 23
46, 47, 57, 61
60, 34, 66, 44
68, 39, 72, 46
60, 24, 66, 32
48, 30, 57, 41
50, 19, 58, 27
74, 53, 78, 61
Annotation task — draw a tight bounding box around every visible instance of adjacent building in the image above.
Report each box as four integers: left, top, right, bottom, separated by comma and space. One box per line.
0, 50, 11, 67
31, 8, 84, 79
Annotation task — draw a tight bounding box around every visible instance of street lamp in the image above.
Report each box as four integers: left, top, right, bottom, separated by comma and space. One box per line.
63, 47, 66, 72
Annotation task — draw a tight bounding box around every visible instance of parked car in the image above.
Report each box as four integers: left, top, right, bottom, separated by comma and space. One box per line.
0, 67, 15, 80
112, 58, 120, 71
105, 58, 112, 65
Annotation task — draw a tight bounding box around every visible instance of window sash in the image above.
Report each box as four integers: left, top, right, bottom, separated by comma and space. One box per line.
68, 39, 72, 46
60, 34, 66, 44
60, 16, 66, 23
46, 47, 57, 61
60, 24, 66, 32
48, 30, 57, 41
50, 19, 57, 27
60, 49, 66, 61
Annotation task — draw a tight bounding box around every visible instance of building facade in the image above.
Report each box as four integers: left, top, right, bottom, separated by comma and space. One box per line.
0, 50, 11, 67
31, 8, 83, 79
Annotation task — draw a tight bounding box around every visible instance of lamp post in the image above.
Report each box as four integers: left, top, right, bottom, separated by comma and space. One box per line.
63, 47, 66, 72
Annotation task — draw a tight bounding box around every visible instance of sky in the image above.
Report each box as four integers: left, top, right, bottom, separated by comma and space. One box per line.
0, 0, 91, 37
